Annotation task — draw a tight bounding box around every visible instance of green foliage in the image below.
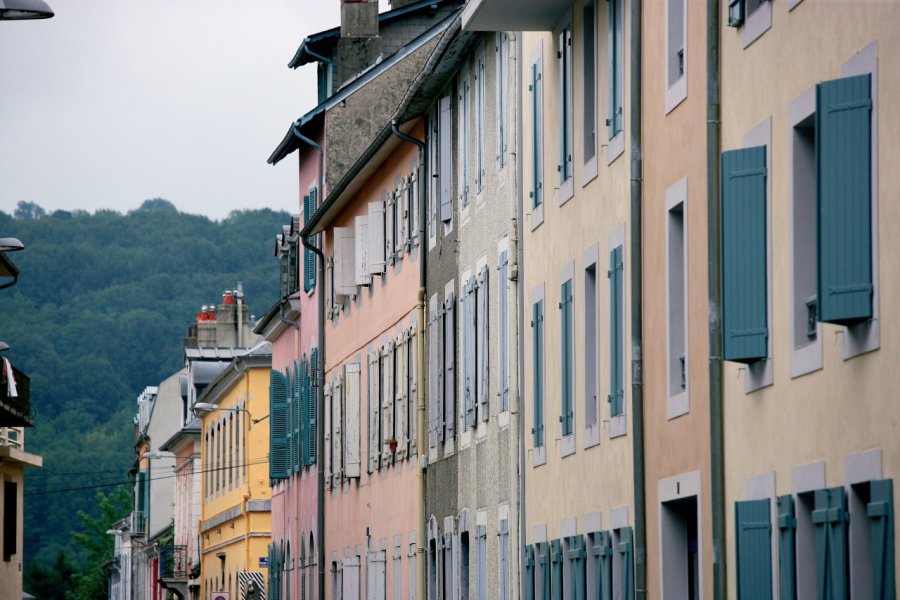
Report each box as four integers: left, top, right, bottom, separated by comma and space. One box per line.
65, 487, 131, 600
1, 201, 288, 587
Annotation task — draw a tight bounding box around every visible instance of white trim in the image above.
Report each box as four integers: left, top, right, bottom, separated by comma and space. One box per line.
664, 0, 688, 114
657, 470, 702, 600
560, 260, 576, 458
584, 511, 602, 533
606, 131, 624, 165
582, 242, 601, 449
561, 517, 577, 539
845, 449, 882, 486
610, 506, 629, 531
665, 177, 689, 419
741, 0, 772, 49
791, 461, 825, 495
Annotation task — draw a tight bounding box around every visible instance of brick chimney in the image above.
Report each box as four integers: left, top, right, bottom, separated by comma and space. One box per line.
336, 0, 383, 88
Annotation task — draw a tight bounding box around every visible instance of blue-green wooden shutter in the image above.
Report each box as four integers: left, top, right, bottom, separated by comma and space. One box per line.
537, 542, 551, 600
813, 486, 848, 600
776, 495, 796, 600
297, 359, 306, 470
550, 539, 563, 600
529, 62, 542, 209
589, 531, 612, 600
309, 348, 319, 465
608, 247, 624, 416
524, 545, 535, 600
291, 362, 300, 472
304, 190, 317, 292
531, 300, 544, 447
498, 251, 509, 411
565, 535, 586, 600
616, 528, 633, 600
607, 0, 621, 139
560, 279, 573, 435
269, 369, 290, 480
721, 146, 768, 363
735, 498, 773, 599
816, 74, 873, 325
868, 479, 894, 600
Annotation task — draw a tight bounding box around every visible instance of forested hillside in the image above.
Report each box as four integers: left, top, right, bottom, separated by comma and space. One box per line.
0, 200, 287, 593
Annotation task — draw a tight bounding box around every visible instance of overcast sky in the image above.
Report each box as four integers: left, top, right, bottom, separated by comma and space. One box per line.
0, 0, 390, 220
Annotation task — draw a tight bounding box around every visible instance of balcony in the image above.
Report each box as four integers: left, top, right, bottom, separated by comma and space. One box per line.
0, 363, 32, 427
159, 544, 189, 579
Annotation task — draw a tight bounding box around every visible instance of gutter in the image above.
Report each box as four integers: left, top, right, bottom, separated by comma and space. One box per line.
629, 0, 646, 597
516, 30, 527, 600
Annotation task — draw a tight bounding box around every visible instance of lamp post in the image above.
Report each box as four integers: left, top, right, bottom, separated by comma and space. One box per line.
192, 402, 268, 425
0, 0, 53, 19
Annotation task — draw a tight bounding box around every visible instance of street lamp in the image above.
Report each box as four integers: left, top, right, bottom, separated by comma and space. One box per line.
193, 402, 268, 424
0, 0, 54, 20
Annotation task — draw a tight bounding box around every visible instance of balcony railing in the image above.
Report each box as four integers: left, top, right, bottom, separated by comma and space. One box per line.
158, 544, 189, 580
0, 364, 32, 427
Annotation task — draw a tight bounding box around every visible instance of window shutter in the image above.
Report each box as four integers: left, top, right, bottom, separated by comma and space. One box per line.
297, 359, 306, 470
498, 521, 509, 600
607, 0, 621, 139
463, 278, 476, 429
560, 279, 573, 435
333, 373, 343, 482
324, 383, 332, 488
531, 300, 544, 447
309, 349, 319, 465
524, 545, 535, 600
396, 333, 408, 460
816, 74, 873, 325
344, 363, 361, 478
409, 171, 419, 248
439, 94, 454, 223
287, 364, 297, 473
398, 180, 409, 253
721, 146, 768, 363
476, 57, 485, 191
428, 304, 440, 449
269, 369, 290, 480
368, 201, 386, 275
498, 252, 509, 412
355, 216, 371, 286
735, 498, 773, 599
334, 227, 357, 298
867, 479, 894, 599
136, 471, 146, 519
304, 195, 314, 292
590, 531, 613, 600
608, 247, 624, 416
812, 486, 849, 598
537, 542, 551, 600
530, 62, 543, 208
408, 327, 417, 454
368, 351, 380, 473
381, 342, 395, 464
443, 293, 456, 441
344, 557, 360, 600
326, 256, 336, 319
565, 535, 586, 600
386, 193, 396, 267
478, 266, 490, 422
616, 528, 633, 600
776, 495, 796, 600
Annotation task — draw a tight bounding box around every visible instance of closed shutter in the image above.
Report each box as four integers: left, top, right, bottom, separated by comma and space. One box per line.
498, 521, 509, 600
608, 247, 624, 415
408, 327, 417, 453
332, 373, 343, 482
560, 279, 573, 435
616, 528, 633, 600
537, 542, 550, 600
565, 535, 586, 600
867, 479, 894, 599
344, 363, 362, 478
498, 252, 509, 411
368, 351, 381, 473
776, 495, 796, 600
550, 539, 563, 600
531, 300, 544, 447
813, 486, 848, 599
396, 333, 408, 460
524, 545, 535, 600
409, 170, 419, 247
324, 383, 332, 488
304, 194, 315, 292
270, 369, 290, 480
381, 342, 395, 464
529, 62, 543, 208
589, 531, 612, 600
816, 73, 873, 325
356, 216, 371, 286
476, 57, 485, 190
309, 348, 319, 465
439, 94, 454, 223
476, 525, 487, 600
368, 201, 386, 275
558, 28, 573, 182
428, 302, 440, 449
478, 266, 490, 422
443, 293, 456, 441
735, 498, 773, 599
334, 227, 357, 298
463, 277, 476, 429
297, 359, 305, 471
408, 541, 418, 600
721, 146, 768, 363
344, 557, 360, 600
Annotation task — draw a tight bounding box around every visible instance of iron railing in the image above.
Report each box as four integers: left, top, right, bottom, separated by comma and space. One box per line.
158, 544, 189, 579
0, 364, 31, 427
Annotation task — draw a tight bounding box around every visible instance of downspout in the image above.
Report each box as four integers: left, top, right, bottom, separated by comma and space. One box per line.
629, 0, 646, 598
389, 119, 427, 600
706, 0, 725, 597
279, 300, 300, 331
293, 124, 328, 600
303, 41, 334, 97
515, 30, 527, 600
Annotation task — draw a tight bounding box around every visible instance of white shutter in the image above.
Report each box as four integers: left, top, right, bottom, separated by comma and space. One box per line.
409, 170, 419, 248
439, 95, 453, 223
368, 201, 386, 274
381, 343, 395, 464
395, 333, 408, 460
477, 266, 490, 422
367, 550, 386, 600
385, 193, 396, 267
344, 363, 361, 478
428, 298, 440, 450
327, 256, 337, 319
324, 383, 332, 488
343, 557, 360, 600
334, 227, 356, 298
368, 351, 380, 473
355, 216, 371, 286
399, 179, 409, 252
407, 326, 417, 454
443, 293, 456, 440
332, 373, 343, 483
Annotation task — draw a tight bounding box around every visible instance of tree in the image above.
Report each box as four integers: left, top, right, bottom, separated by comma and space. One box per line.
14, 200, 46, 220
66, 486, 131, 600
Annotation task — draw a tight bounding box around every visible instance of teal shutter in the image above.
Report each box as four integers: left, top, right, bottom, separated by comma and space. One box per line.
776, 495, 796, 600
298, 359, 307, 470
727, 0, 745, 27
531, 300, 544, 447
537, 542, 551, 600
550, 539, 563, 600
309, 348, 319, 465
607, 0, 621, 139
524, 545, 535, 600
560, 280, 573, 435
616, 528, 633, 600
304, 190, 318, 292
868, 479, 894, 600
565, 535, 586, 600
589, 531, 612, 600
269, 369, 290, 480
816, 74, 873, 325
735, 498, 773, 599
813, 486, 848, 600
529, 62, 542, 208
721, 146, 768, 363
608, 247, 624, 416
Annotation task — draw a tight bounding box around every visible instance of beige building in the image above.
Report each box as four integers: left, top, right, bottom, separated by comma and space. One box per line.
0, 425, 41, 600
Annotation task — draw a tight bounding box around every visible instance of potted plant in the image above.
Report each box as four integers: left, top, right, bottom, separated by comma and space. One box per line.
386, 437, 398, 453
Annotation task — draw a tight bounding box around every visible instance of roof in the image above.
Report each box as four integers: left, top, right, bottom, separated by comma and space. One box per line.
196, 342, 272, 407
184, 347, 246, 361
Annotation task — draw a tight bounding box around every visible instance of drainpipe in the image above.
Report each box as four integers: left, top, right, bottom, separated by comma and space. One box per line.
293, 124, 327, 600
706, 0, 725, 597
389, 119, 427, 600
515, 30, 527, 600
629, 0, 646, 598
279, 300, 300, 332
303, 40, 334, 98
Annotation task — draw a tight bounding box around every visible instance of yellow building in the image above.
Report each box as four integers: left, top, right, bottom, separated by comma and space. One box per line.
198, 342, 272, 600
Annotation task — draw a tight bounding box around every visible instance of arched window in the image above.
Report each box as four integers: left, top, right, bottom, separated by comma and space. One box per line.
300, 533, 308, 600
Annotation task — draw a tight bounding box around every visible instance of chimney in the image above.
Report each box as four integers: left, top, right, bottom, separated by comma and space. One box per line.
336, 0, 383, 88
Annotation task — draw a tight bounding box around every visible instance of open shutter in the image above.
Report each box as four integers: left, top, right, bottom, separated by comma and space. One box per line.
498, 521, 509, 600
560, 279, 573, 435
409, 170, 419, 247
269, 369, 290, 480
616, 528, 633, 600
398, 179, 409, 252
478, 266, 490, 422
439, 94, 454, 222
816, 73, 873, 324
524, 545, 535, 600
735, 498, 773, 599
324, 383, 332, 488
332, 373, 343, 482
381, 343, 395, 464
344, 363, 361, 478
868, 479, 894, 599
368, 351, 380, 473
565, 536, 586, 600
428, 301, 440, 449
498, 252, 509, 411
386, 193, 396, 267
463, 278, 476, 429
304, 194, 315, 292
721, 146, 768, 362
590, 531, 613, 600
297, 360, 306, 470
443, 292, 456, 441
606, 0, 621, 139
334, 227, 357, 298
309, 349, 319, 465
531, 300, 544, 447
396, 333, 408, 460
368, 201, 386, 275
355, 216, 371, 286
529, 61, 543, 208
326, 256, 336, 319
608, 247, 624, 415
408, 327, 417, 454
776, 495, 796, 600
813, 486, 848, 599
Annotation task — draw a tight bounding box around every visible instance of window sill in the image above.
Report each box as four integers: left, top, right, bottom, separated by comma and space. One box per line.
789, 337, 822, 379
741, 1, 772, 49
744, 356, 773, 394
609, 414, 626, 439
530, 201, 544, 232
531, 445, 546, 467
560, 434, 576, 458
558, 177, 574, 207
583, 424, 600, 449
666, 390, 689, 420
607, 131, 625, 165
580, 156, 598, 188
665, 75, 687, 115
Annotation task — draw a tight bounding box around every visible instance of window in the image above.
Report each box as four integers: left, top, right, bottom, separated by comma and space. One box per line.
665, 0, 687, 113
476, 265, 489, 424
475, 53, 485, 193
496, 32, 508, 170
439, 94, 454, 226
393, 541, 402, 600
428, 107, 438, 242
333, 227, 357, 300
498, 248, 510, 413
344, 363, 361, 478
727, 0, 772, 48
428, 295, 441, 453
587, 530, 612, 600
550, 539, 563, 600
557, 25, 574, 193
356, 215, 372, 287
381, 343, 395, 466
460, 529, 471, 600
661, 496, 699, 599
476, 525, 487, 600
559, 277, 574, 439
462, 273, 477, 430
582, 3, 597, 169
304, 189, 318, 292
443, 290, 457, 445
368, 351, 380, 473
582, 255, 599, 446
368, 200, 386, 277
524, 545, 535, 600
536, 542, 550, 600
666, 181, 688, 418
607, 245, 624, 420
269, 368, 290, 480
460, 70, 471, 208
529, 47, 544, 227
531, 295, 545, 450
606, 0, 624, 152
367, 548, 387, 600
408, 538, 418, 600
